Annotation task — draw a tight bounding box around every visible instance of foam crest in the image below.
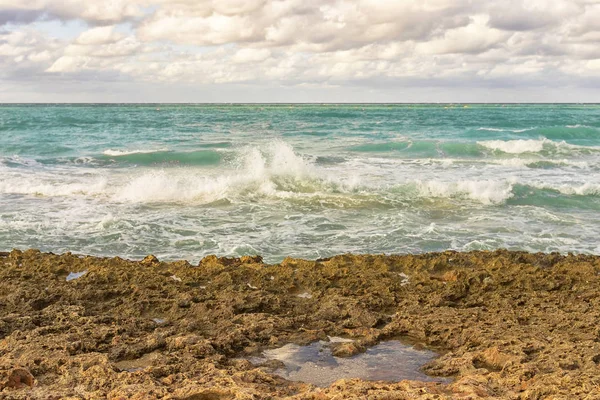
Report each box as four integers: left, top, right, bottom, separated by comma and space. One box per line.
415, 179, 514, 205
477, 127, 535, 133
478, 139, 546, 154
103, 148, 168, 156
114, 141, 321, 203
269, 141, 312, 177
477, 127, 505, 132
478, 138, 600, 156
0, 174, 108, 197
545, 182, 600, 197
116, 171, 211, 203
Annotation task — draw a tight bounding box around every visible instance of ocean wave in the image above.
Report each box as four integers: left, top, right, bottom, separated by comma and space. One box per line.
0, 155, 41, 168
348, 137, 600, 159
0, 175, 108, 197
103, 148, 169, 156
476, 125, 600, 142
526, 126, 600, 140
412, 179, 514, 205
110, 143, 516, 206
369, 157, 589, 170
349, 142, 412, 152
113, 141, 324, 203
477, 137, 600, 155
523, 159, 590, 169
530, 182, 600, 197
3, 142, 599, 210
477, 127, 536, 133
348, 140, 481, 158
478, 139, 546, 154
508, 183, 600, 210
101, 149, 223, 166
477, 127, 505, 132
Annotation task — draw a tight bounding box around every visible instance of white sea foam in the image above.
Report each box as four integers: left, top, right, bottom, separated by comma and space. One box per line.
113, 141, 320, 203
0, 174, 108, 197
512, 128, 535, 133
103, 148, 168, 156
477, 127, 505, 132
478, 138, 600, 156
415, 179, 514, 205
3, 141, 598, 212
478, 139, 546, 154
477, 127, 535, 133
543, 182, 600, 196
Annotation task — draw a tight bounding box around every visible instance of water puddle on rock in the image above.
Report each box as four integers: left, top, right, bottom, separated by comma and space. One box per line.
250, 338, 446, 387
66, 270, 87, 282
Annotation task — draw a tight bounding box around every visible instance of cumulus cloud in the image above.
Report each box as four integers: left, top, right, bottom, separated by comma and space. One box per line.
75, 26, 125, 45
0, 0, 144, 25
0, 0, 599, 101
137, 0, 475, 50
487, 0, 580, 31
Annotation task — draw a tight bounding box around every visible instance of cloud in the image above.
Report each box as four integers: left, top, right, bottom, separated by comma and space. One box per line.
232, 48, 271, 63
46, 55, 88, 72
75, 26, 124, 45
0, 0, 599, 101
416, 16, 510, 55
137, 0, 476, 51
0, 0, 144, 25
0, 9, 44, 26
487, 0, 580, 31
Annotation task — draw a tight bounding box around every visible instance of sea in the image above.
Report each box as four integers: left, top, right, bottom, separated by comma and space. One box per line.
1, 104, 599, 263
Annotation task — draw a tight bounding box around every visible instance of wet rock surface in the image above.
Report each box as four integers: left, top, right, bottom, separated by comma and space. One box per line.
1, 249, 600, 399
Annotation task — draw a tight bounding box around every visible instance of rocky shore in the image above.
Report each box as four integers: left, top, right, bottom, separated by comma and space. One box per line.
1, 249, 599, 399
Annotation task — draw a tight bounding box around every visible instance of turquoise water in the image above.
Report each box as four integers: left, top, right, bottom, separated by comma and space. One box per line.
1, 104, 599, 262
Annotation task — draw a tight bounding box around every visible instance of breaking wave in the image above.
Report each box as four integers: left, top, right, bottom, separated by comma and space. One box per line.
349, 137, 600, 158
101, 149, 223, 166
478, 139, 546, 154
477, 127, 535, 133
2, 141, 597, 210
103, 148, 168, 156
477, 138, 600, 156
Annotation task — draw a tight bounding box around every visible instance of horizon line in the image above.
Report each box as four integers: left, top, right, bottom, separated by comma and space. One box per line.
0, 102, 599, 105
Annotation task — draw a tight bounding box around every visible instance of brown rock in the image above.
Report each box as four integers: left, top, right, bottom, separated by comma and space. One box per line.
4, 368, 34, 389
1, 250, 600, 398
330, 342, 365, 357
140, 254, 159, 266
473, 347, 517, 372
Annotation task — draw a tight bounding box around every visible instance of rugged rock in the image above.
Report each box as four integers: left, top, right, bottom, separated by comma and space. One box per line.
1, 249, 599, 398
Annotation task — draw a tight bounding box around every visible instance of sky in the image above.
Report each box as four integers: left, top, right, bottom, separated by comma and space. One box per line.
0, 0, 599, 103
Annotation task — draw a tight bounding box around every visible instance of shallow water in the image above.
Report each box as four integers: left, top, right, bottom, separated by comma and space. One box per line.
1, 104, 599, 262
65, 270, 87, 281
250, 339, 445, 387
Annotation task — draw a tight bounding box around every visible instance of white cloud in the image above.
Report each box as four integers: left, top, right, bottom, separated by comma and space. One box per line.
416, 16, 510, 55
46, 55, 89, 72
28, 49, 50, 61
232, 48, 271, 63
0, 0, 599, 101
0, 0, 144, 25
75, 26, 124, 45
487, 0, 580, 31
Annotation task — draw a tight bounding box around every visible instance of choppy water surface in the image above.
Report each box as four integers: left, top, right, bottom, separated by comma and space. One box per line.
1, 104, 599, 262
